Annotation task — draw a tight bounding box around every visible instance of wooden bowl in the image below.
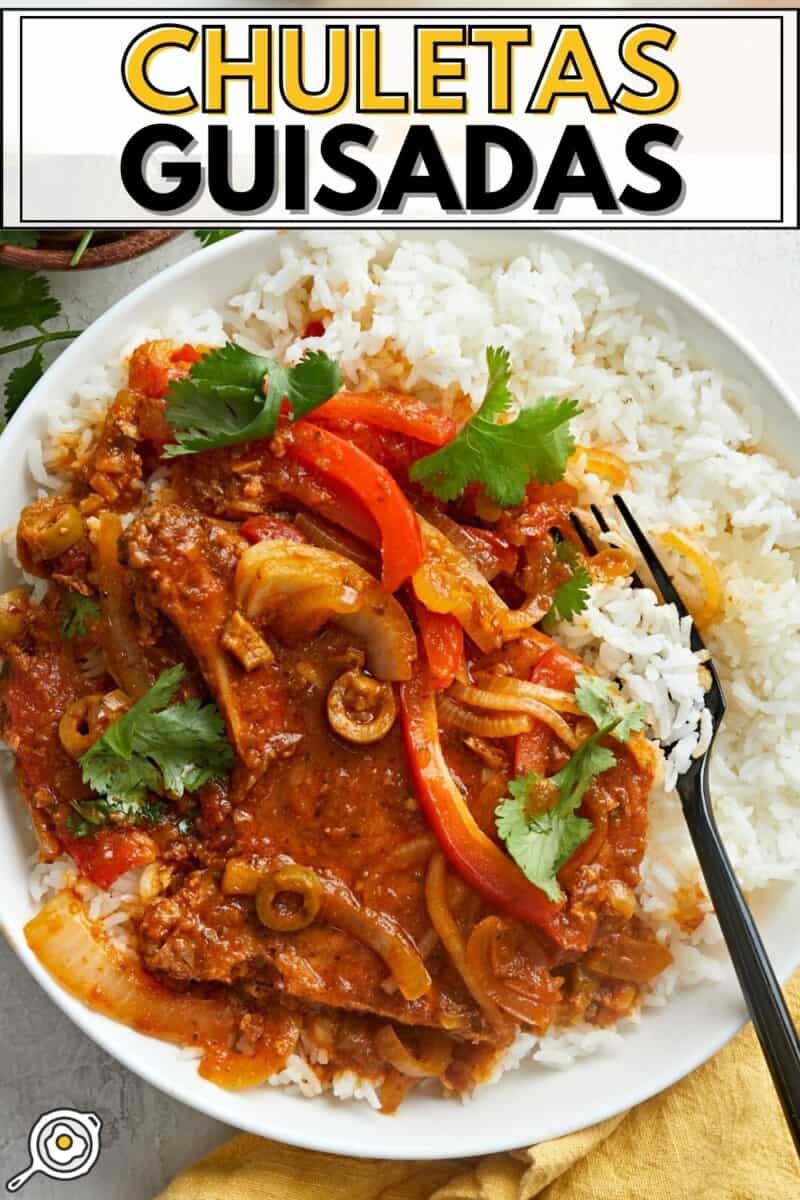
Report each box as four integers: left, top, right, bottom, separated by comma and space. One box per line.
0, 229, 182, 271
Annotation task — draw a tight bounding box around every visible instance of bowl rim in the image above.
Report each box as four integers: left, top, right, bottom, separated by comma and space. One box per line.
1, 227, 799, 1160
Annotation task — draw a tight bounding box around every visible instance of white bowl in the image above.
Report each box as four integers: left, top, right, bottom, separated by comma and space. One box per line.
1, 230, 798, 1160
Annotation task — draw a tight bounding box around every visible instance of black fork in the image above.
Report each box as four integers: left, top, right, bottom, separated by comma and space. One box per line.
572, 495, 800, 1156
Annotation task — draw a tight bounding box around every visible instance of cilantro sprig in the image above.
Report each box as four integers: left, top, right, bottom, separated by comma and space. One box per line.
163, 342, 341, 457
0, 230, 39, 249
195, 230, 239, 247
0, 262, 81, 422
74, 665, 233, 835
409, 347, 579, 507
573, 674, 646, 744
495, 673, 645, 901
542, 541, 591, 630
60, 592, 101, 641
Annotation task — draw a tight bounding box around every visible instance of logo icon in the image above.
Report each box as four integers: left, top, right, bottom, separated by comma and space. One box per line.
6, 1109, 102, 1192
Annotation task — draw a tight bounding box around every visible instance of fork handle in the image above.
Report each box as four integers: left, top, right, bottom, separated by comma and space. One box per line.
679, 764, 800, 1155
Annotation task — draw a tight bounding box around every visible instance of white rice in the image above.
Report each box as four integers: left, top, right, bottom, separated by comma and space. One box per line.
19, 232, 800, 1100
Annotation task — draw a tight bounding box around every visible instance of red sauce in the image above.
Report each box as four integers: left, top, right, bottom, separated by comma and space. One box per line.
2, 338, 670, 1106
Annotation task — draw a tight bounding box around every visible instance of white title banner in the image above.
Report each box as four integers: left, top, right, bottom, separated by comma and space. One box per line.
1, 7, 798, 228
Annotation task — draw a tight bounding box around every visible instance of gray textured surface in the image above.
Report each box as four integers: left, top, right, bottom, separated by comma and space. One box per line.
1, 229, 799, 1199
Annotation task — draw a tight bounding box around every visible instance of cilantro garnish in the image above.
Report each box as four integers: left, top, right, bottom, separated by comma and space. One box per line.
0, 265, 81, 421
195, 230, 239, 247
409, 347, 579, 507
79, 665, 233, 823
496, 777, 595, 903
0, 267, 60, 333
542, 541, 591, 630
163, 342, 341, 458
176, 808, 199, 836
66, 795, 168, 839
60, 592, 101, 641
495, 672, 645, 901
0, 230, 39, 248
573, 674, 646, 744
5, 349, 45, 421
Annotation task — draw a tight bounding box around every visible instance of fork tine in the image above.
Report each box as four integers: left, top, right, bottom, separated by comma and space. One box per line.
611, 494, 691, 623
589, 502, 644, 588
589, 504, 611, 535
612, 494, 726, 710
569, 513, 598, 555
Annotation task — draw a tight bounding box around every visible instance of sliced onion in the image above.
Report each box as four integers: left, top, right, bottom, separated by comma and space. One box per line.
294, 511, 380, 576
584, 933, 673, 985
472, 673, 580, 715
320, 875, 432, 1002
374, 1024, 452, 1078
198, 1025, 298, 1090
380, 835, 437, 874
501, 596, 552, 632
424, 853, 510, 1034
95, 513, 153, 698
438, 695, 531, 739
465, 916, 559, 1032
659, 529, 722, 627
412, 518, 538, 652
25, 891, 238, 1048
448, 681, 578, 750
236, 539, 416, 681
415, 503, 511, 580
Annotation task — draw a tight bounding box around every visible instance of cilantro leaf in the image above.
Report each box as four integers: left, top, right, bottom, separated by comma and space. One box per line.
283, 350, 344, 418
552, 737, 617, 810
575, 673, 645, 743
0, 266, 60, 333
80, 665, 233, 814
4, 347, 44, 420
409, 346, 579, 507
132, 699, 232, 797
195, 230, 238, 247
0, 230, 39, 248
495, 669, 647, 899
163, 342, 341, 458
542, 541, 591, 630
496, 785, 593, 903
496, 730, 616, 902
66, 794, 168, 838
60, 591, 101, 640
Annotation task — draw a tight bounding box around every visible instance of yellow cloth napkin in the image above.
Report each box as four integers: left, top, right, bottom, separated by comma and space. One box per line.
157, 973, 800, 1200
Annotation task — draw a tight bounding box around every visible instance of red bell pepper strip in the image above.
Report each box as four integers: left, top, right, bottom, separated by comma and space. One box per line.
285, 422, 424, 593
63, 828, 156, 890
170, 344, 202, 366
128, 341, 202, 400
413, 600, 464, 692
311, 390, 457, 446
399, 673, 562, 931
514, 643, 581, 774
240, 515, 307, 545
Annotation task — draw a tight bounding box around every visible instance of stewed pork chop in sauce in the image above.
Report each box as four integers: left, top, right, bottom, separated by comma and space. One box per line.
4, 338, 672, 1108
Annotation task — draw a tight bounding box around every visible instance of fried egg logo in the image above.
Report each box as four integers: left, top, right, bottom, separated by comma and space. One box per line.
6, 1109, 102, 1192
